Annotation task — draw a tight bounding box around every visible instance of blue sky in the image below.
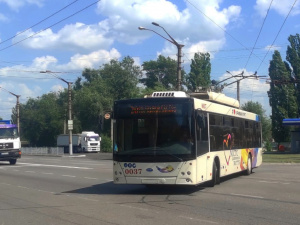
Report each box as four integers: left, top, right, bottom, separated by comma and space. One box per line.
0, 0, 299, 119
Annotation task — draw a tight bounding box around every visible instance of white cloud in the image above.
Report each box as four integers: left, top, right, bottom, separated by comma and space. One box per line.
31, 55, 58, 70
0, 0, 44, 11
255, 0, 300, 17
13, 0, 241, 56
0, 13, 8, 22
97, 0, 241, 45
51, 84, 64, 93
14, 23, 114, 51
0, 48, 121, 77
264, 45, 281, 51
56, 48, 121, 71
0, 82, 42, 119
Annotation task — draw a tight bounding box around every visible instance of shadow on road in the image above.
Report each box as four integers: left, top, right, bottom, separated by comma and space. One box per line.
64, 181, 208, 195
64, 171, 249, 196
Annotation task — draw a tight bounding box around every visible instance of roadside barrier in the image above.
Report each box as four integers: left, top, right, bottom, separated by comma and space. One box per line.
21, 147, 64, 156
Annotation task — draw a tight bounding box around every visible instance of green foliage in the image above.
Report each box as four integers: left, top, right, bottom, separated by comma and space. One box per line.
20, 93, 64, 146
141, 55, 181, 90
241, 101, 272, 143
138, 82, 166, 98
264, 140, 272, 152
100, 56, 141, 100
20, 56, 142, 146
185, 52, 211, 91
101, 135, 112, 152
286, 34, 300, 116
268, 50, 297, 143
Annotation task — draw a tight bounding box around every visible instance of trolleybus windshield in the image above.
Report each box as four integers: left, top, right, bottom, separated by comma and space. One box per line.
113, 98, 195, 162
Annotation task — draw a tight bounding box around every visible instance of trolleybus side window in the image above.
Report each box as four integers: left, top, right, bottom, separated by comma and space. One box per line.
196, 110, 208, 156
209, 114, 261, 151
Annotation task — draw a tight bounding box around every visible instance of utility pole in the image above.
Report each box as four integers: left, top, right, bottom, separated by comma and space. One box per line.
212, 71, 266, 106
226, 71, 244, 102
0, 87, 21, 134
139, 22, 184, 91
41, 70, 73, 155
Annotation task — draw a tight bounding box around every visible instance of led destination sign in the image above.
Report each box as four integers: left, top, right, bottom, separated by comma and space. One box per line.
130, 104, 177, 115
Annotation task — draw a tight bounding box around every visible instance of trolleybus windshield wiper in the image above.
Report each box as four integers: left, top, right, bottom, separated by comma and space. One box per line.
152, 148, 183, 162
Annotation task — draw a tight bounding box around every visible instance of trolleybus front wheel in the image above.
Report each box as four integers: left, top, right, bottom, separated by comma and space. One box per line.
245, 155, 252, 175
208, 161, 220, 187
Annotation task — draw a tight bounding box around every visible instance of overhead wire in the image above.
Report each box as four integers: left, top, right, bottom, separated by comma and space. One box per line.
256, 0, 298, 72
0, 0, 101, 52
185, 0, 267, 67
0, 0, 79, 47
244, 0, 274, 69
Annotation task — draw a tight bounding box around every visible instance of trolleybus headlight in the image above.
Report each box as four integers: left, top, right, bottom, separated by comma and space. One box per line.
181, 172, 185, 175
187, 171, 191, 175
115, 171, 118, 175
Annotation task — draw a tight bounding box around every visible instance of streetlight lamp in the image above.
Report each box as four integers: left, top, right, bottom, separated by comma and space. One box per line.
138, 22, 184, 91
0, 87, 20, 134
40, 70, 73, 155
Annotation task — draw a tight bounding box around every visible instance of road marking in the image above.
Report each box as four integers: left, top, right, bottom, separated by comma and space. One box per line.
84, 177, 98, 180
179, 216, 219, 224
259, 181, 278, 184
41, 172, 54, 175
62, 175, 76, 178
105, 179, 114, 182
76, 196, 99, 202
259, 180, 290, 185
121, 205, 149, 211
18, 162, 92, 170
231, 193, 264, 199
25, 171, 35, 173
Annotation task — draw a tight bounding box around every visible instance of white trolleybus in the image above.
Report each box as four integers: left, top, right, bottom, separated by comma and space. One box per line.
113, 91, 262, 186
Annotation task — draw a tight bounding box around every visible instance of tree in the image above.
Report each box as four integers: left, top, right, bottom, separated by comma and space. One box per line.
141, 55, 182, 90
100, 56, 141, 100
268, 50, 297, 143
20, 93, 64, 146
185, 52, 211, 91
286, 34, 300, 116
241, 101, 271, 143
73, 56, 141, 137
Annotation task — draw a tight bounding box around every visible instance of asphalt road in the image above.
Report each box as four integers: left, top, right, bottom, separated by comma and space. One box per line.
0, 154, 299, 225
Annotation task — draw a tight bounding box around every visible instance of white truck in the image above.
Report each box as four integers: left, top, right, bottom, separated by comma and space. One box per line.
57, 131, 101, 153
0, 120, 21, 165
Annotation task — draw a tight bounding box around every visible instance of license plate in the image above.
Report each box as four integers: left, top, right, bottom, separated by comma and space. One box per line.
0, 152, 8, 155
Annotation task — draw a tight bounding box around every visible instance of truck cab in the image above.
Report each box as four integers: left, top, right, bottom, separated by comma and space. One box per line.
0, 121, 21, 165
80, 131, 101, 152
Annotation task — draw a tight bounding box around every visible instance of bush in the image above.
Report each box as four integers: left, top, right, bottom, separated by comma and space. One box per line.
264, 140, 272, 152
101, 135, 112, 152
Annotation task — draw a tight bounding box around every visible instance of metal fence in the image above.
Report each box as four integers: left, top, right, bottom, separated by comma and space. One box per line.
21, 147, 64, 156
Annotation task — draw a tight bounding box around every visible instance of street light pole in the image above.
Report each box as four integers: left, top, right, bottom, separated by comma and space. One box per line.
40, 71, 73, 155
67, 81, 73, 155
139, 22, 184, 91
0, 87, 21, 134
